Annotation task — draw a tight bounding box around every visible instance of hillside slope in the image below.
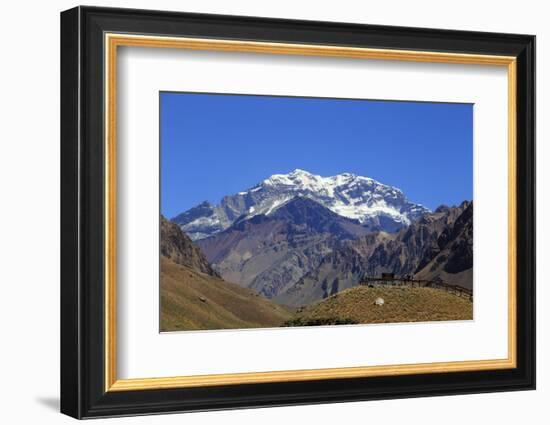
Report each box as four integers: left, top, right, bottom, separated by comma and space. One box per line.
160, 215, 218, 276
160, 216, 292, 331
414, 203, 473, 289
161, 257, 292, 331
278, 202, 473, 307
285, 285, 473, 326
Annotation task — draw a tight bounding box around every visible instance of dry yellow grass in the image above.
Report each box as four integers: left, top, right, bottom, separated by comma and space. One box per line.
285, 285, 473, 326
160, 257, 292, 331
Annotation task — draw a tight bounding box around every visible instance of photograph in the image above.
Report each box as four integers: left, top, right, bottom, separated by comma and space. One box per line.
56, 4, 536, 420
160, 92, 474, 332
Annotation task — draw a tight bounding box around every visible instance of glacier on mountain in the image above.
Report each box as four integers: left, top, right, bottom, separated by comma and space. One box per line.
172, 169, 430, 240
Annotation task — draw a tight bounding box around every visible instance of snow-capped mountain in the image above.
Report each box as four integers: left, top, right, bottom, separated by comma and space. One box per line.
172, 169, 430, 240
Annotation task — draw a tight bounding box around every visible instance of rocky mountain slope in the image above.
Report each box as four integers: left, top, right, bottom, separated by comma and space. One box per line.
160, 215, 218, 276
173, 169, 430, 240
277, 202, 473, 306
274, 233, 391, 306
414, 202, 473, 289
197, 197, 367, 299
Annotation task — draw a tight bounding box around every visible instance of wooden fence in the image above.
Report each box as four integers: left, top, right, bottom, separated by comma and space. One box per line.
359, 276, 473, 301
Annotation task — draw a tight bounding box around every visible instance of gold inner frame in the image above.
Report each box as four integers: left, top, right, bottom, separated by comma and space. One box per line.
104, 33, 518, 392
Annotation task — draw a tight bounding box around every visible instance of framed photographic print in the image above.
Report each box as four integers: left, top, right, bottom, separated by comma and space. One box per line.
60, 6, 535, 419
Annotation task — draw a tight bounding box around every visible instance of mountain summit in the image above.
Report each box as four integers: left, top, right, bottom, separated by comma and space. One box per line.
173, 169, 430, 240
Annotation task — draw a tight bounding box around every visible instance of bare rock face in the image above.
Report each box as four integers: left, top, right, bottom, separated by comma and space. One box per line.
160, 215, 219, 277
196, 197, 365, 299
414, 202, 473, 288
361, 201, 471, 278
277, 202, 473, 306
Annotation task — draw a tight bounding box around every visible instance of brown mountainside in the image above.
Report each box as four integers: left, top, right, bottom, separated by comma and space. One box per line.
277, 202, 473, 307
363, 201, 471, 277
414, 202, 473, 288
160, 215, 218, 276
160, 216, 292, 331
161, 257, 291, 331
197, 197, 368, 299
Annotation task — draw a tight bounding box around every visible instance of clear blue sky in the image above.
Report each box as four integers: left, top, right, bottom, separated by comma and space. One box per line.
161, 92, 472, 218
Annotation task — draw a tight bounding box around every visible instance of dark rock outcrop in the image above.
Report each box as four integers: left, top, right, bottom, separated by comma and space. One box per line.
160, 215, 219, 277
277, 202, 473, 306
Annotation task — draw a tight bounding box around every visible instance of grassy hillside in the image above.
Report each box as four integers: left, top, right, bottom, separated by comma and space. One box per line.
284, 285, 473, 327
160, 257, 292, 331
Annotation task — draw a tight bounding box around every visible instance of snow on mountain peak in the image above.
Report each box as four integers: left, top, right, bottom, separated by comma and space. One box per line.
262, 170, 399, 199
290, 168, 311, 175
173, 169, 430, 240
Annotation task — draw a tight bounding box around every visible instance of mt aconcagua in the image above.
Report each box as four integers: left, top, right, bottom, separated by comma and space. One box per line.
173, 169, 430, 240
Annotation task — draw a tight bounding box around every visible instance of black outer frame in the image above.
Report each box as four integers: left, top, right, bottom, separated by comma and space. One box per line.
60, 6, 536, 419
